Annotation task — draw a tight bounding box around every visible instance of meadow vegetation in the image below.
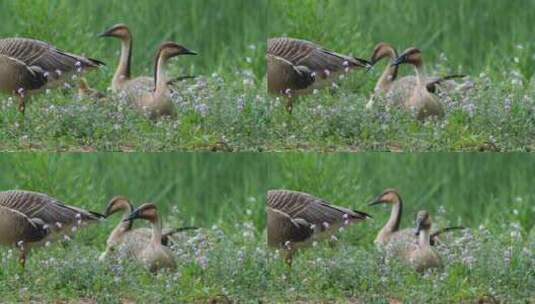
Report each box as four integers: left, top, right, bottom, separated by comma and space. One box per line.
0, 153, 533, 302
0, 0, 534, 151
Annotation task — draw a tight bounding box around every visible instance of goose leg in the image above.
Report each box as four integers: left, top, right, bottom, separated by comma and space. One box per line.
19, 251, 26, 268
17, 93, 26, 115
284, 250, 293, 268
285, 98, 293, 114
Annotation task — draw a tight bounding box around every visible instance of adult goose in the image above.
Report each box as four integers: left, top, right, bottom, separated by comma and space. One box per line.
99, 196, 196, 261
369, 189, 464, 247
267, 189, 371, 266
0, 38, 104, 114
267, 37, 372, 113
0, 190, 103, 267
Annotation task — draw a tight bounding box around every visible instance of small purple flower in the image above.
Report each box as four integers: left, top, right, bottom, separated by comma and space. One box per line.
194, 103, 209, 117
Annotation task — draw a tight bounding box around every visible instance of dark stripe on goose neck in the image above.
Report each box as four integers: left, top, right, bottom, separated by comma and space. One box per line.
125, 37, 133, 78
393, 194, 402, 231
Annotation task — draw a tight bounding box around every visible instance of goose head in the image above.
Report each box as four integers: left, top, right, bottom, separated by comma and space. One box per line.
104, 196, 133, 218
415, 210, 432, 236
369, 188, 402, 206
156, 42, 198, 61
371, 43, 398, 65
99, 24, 132, 40
124, 203, 159, 224
392, 48, 423, 68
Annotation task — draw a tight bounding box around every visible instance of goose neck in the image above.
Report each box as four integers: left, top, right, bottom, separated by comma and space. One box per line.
113, 37, 133, 84
154, 55, 170, 95
385, 198, 402, 232
150, 217, 163, 245
375, 55, 398, 92
414, 64, 426, 87
418, 228, 431, 248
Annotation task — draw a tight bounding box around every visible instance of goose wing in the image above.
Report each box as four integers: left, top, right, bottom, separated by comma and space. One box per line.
425, 74, 466, 93
0, 38, 104, 79
0, 190, 104, 226
268, 37, 369, 79
267, 207, 313, 247
267, 54, 315, 93
0, 54, 47, 92
0, 206, 48, 244
267, 190, 370, 227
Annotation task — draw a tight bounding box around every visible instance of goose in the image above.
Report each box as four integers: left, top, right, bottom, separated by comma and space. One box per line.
395, 210, 443, 272
99, 25, 197, 95
267, 189, 371, 266
389, 47, 468, 120
366, 42, 409, 109
0, 38, 104, 114
126, 42, 196, 119
120, 203, 178, 272
367, 43, 465, 111
369, 42, 400, 98
369, 189, 464, 247
267, 54, 315, 113
0, 190, 104, 267
98, 24, 153, 93
78, 78, 106, 100
267, 37, 372, 113
99, 196, 196, 261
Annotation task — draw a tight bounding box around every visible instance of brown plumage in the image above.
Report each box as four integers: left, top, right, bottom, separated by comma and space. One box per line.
367, 44, 466, 117
369, 43, 399, 96
369, 189, 465, 247
99, 196, 197, 262
267, 190, 371, 266
0, 38, 104, 114
388, 210, 443, 272
390, 47, 469, 120
120, 203, 177, 272
99, 24, 154, 93
0, 190, 103, 267
124, 42, 196, 119
267, 37, 371, 113
267, 54, 315, 113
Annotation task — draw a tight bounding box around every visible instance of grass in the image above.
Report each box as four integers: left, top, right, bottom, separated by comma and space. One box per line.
0, 153, 533, 302
1, 0, 535, 151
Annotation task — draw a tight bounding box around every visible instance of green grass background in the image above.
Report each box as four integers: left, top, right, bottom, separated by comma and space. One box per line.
0, 153, 533, 302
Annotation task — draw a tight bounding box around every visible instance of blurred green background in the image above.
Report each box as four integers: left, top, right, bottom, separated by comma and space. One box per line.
0, 153, 533, 235
0, 0, 267, 83
269, 0, 535, 79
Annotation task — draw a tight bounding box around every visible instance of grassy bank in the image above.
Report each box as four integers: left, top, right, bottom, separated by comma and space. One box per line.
0, 153, 533, 302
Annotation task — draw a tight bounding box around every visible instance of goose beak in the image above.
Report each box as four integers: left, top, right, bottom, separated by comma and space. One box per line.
124, 209, 141, 222
182, 48, 198, 56
355, 57, 373, 71
391, 55, 407, 67
368, 195, 384, 206
104, 205, 114, 218
98, 30, 113, 38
